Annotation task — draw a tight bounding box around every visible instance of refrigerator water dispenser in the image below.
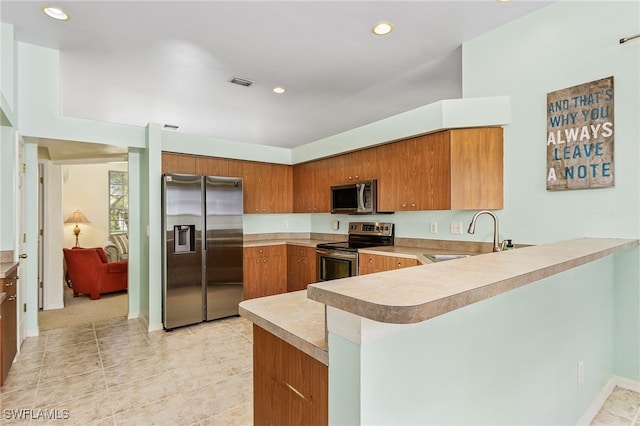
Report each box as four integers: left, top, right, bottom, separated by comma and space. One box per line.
174, 225, 195, 253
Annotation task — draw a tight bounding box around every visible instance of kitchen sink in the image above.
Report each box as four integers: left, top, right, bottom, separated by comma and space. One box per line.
424, 253, 472, 262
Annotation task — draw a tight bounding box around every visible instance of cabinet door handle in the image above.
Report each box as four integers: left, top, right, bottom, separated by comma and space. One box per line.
5, 281, 14, 287
20, 253, 28, 259
255, 259, 260, 264
368, 258, 374, 263
397, 262, 402, 268
8, 295, 17, 301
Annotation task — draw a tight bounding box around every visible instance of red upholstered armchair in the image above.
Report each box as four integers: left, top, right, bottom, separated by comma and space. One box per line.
63, 247, 128, 300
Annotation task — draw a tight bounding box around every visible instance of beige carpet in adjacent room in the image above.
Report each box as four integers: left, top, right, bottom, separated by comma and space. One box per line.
38, 284, 128, 331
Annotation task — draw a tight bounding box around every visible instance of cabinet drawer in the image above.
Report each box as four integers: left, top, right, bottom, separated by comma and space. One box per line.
3, 275, 17, 298
287, 244, 314, 258
244, 245, 285, 258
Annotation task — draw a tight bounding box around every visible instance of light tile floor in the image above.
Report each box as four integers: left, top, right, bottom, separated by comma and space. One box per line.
1, 316, 253, 425
591, 386, 640, 426
2, 314, 639, 425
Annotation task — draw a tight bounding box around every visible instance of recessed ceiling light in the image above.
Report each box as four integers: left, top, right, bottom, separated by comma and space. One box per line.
42, 6, 70, 21
273, 87, 286, 94
372, 21, 393, 36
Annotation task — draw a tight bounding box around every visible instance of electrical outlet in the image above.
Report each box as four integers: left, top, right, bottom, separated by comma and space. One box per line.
578, 361, 584, 385
430, 222, 438, 234
450, 222, 463, 234
282, 220, 288, 229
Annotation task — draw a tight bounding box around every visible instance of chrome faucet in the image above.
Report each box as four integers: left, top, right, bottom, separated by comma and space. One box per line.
467, 210, 505, 252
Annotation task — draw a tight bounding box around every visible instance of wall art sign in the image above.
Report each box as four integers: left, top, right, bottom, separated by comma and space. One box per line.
546, 76, 614, 190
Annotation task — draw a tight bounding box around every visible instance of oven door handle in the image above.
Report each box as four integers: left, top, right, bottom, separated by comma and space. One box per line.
317, 249, 357, 260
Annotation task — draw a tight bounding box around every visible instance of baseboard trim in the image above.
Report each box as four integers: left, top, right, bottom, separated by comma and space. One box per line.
137, 315, 163, 333
42, 303, 64, 310
614, 376, 640, 392
576, 376, 640, 425
25, 328, 39, 338
148, 322, 163, 332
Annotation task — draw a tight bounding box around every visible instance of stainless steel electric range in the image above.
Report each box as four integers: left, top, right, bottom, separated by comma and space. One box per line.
316, 222, 394, 281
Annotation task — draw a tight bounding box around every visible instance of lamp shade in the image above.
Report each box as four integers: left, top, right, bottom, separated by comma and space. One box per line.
65, 210, 90, 224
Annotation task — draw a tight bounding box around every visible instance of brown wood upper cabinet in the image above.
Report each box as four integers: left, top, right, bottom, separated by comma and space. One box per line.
164, 126, 503, 214
241, 161, 292, 214
162, 152, 197, 175
293, 159, 331, 213
377, 128, 503, 211
162, 153, 292, 214
328, 148, 379, 185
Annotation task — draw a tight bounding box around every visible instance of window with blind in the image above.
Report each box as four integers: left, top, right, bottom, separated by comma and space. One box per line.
109, 170, 128, 234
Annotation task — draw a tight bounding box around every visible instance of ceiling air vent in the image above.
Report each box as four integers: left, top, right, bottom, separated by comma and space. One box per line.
229, 77, 254, 87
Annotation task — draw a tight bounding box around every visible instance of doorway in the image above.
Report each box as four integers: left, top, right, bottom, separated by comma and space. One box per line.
37, 140, 130, 331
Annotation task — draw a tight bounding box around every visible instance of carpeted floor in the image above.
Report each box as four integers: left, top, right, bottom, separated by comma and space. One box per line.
38, 284, 128, 331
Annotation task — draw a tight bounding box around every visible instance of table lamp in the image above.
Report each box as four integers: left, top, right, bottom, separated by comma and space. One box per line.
65, 210, 90, 247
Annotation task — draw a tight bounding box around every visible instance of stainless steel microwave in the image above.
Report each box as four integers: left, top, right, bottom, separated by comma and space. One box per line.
331, 180, 377, 214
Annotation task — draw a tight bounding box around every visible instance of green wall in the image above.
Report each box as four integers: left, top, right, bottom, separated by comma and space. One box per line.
328, 2, 640, 423
614, 246, 640, 379
345, 257, 617, 425
462, 0, 639, 243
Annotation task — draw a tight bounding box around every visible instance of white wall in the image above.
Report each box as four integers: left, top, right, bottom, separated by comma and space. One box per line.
41, 161, 64, 310
62, 162, 128, 248
0, 126, 16, 250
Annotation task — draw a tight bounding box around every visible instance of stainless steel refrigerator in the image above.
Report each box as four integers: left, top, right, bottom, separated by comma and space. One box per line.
161, 173, 243, 330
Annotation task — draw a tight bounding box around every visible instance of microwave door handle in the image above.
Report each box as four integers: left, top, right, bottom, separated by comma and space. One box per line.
357, 183, 366, 211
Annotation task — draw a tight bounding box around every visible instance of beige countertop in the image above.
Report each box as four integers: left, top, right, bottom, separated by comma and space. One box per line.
243, 239, 332, 249
239, 290, 328, 365
0, 262, 18, 279
239, 237, 637, 363
308, 238, 638, 324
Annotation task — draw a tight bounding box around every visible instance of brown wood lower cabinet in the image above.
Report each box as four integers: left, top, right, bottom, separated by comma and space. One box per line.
243, 246, 287, 300
359, 253, 418, 275
1, 270, 17, 386
287, 245, 317, 292
253, 325, 328, 426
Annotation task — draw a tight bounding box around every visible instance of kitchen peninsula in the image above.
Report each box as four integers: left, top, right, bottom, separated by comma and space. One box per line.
239, 237, 639, 425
